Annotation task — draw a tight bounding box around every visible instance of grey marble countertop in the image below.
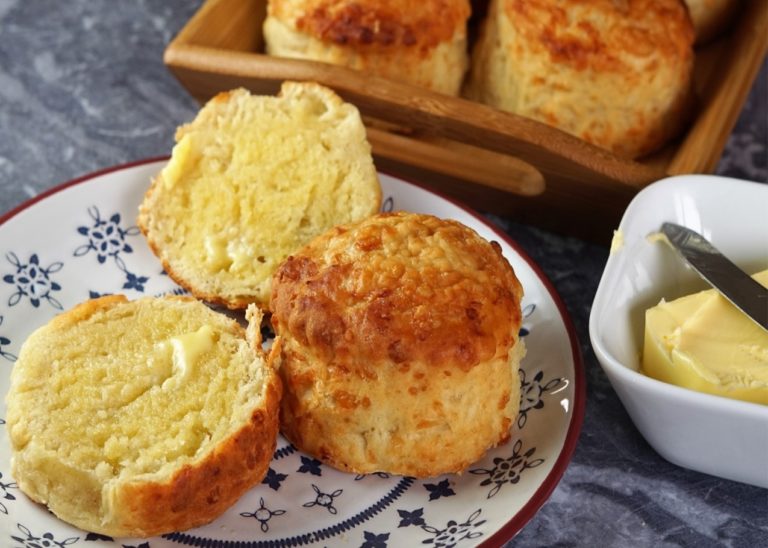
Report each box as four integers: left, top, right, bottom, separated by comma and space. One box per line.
0, 1, 766, 547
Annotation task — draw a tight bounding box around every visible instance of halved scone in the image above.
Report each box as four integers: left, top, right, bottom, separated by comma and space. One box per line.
138, 82, 381, 310
5, 295, 282, 537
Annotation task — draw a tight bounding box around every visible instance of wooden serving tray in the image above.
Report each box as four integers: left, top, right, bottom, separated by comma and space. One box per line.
164, 0, 767, 242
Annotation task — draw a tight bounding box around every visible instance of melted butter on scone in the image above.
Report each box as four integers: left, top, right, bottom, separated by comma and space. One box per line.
162, 325, 216, 386
162, 134, 195, 190
204, 234, 231, 271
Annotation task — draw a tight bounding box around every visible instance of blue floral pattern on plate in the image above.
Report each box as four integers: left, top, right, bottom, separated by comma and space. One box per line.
73, 206, 148, 294
0, 472, 17, 516
0, 317, 17, 363
240, 498, 287, 533
3, 253, 63, 310
11, 524, 78, 548
0, 161, 582, 547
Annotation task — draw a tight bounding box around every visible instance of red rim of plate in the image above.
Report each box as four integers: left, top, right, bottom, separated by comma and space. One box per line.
0, 157, 586, 546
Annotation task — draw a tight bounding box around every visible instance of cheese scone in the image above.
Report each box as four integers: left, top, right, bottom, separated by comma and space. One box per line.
263, 0, 471, 95
271, 212, 525, 478
138, 82, 381, 310
5, 295, 282, 537
464, 0, 695, 158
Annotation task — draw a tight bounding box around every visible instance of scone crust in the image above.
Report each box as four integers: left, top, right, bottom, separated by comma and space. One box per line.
271, 212, 522, 372
110, 371, 281, 537
269, 0, 469, 51
264, 0, 471, 95
465, 0, 694, 158
271, 212, 524, 477
6, 295, 282, 538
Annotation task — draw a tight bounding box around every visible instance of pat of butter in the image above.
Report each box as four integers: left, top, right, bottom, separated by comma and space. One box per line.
162, 134, 195, 189
158, 325, 215, 388
610, 229, 624, 254
642, 269, 768, 405
204, 235, 231, 271
203, 235, 253, 273
227, 240, 254, 272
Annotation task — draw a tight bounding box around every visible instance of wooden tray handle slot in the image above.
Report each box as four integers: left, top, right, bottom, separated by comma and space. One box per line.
366, 127, 545, 197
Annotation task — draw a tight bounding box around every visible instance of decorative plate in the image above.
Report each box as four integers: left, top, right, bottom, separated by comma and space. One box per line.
0, 159, 584, 548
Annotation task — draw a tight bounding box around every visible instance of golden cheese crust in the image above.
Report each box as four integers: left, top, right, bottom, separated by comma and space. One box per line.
270, 0, 469, 50
464, 0, 695, 158
270, 212, 524, 477
271, 212, 523, 372
264, 0, 472, 95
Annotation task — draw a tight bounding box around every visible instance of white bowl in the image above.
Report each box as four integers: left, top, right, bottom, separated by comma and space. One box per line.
589, 174, 768, 488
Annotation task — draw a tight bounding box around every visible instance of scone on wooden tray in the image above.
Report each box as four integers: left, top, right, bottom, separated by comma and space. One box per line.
270, 212, 525, 478
464, 0, 695, 159
263, 0, 472, 95
5, 295, 282, 538
138, 81, 381, 310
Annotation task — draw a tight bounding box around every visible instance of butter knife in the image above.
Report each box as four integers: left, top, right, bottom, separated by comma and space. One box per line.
661, 222, 768, 332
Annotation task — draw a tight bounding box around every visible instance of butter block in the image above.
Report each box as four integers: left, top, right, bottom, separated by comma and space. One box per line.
642, 269, 768, 405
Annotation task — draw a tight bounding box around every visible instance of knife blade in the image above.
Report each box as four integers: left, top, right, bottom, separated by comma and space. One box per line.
660, 222, 768, 332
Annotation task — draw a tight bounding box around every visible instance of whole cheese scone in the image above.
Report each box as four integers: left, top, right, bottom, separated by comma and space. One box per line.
264, 0, 471, 95
270, 212, 526, 477
138, 82, 381, 310
464, 0, 695, 158
5, 295, 282, 537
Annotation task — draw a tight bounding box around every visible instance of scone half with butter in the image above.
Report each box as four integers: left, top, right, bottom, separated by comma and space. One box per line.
5, 295, 282, 538
271, 211, 525, 478
138, 81, 381, 310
